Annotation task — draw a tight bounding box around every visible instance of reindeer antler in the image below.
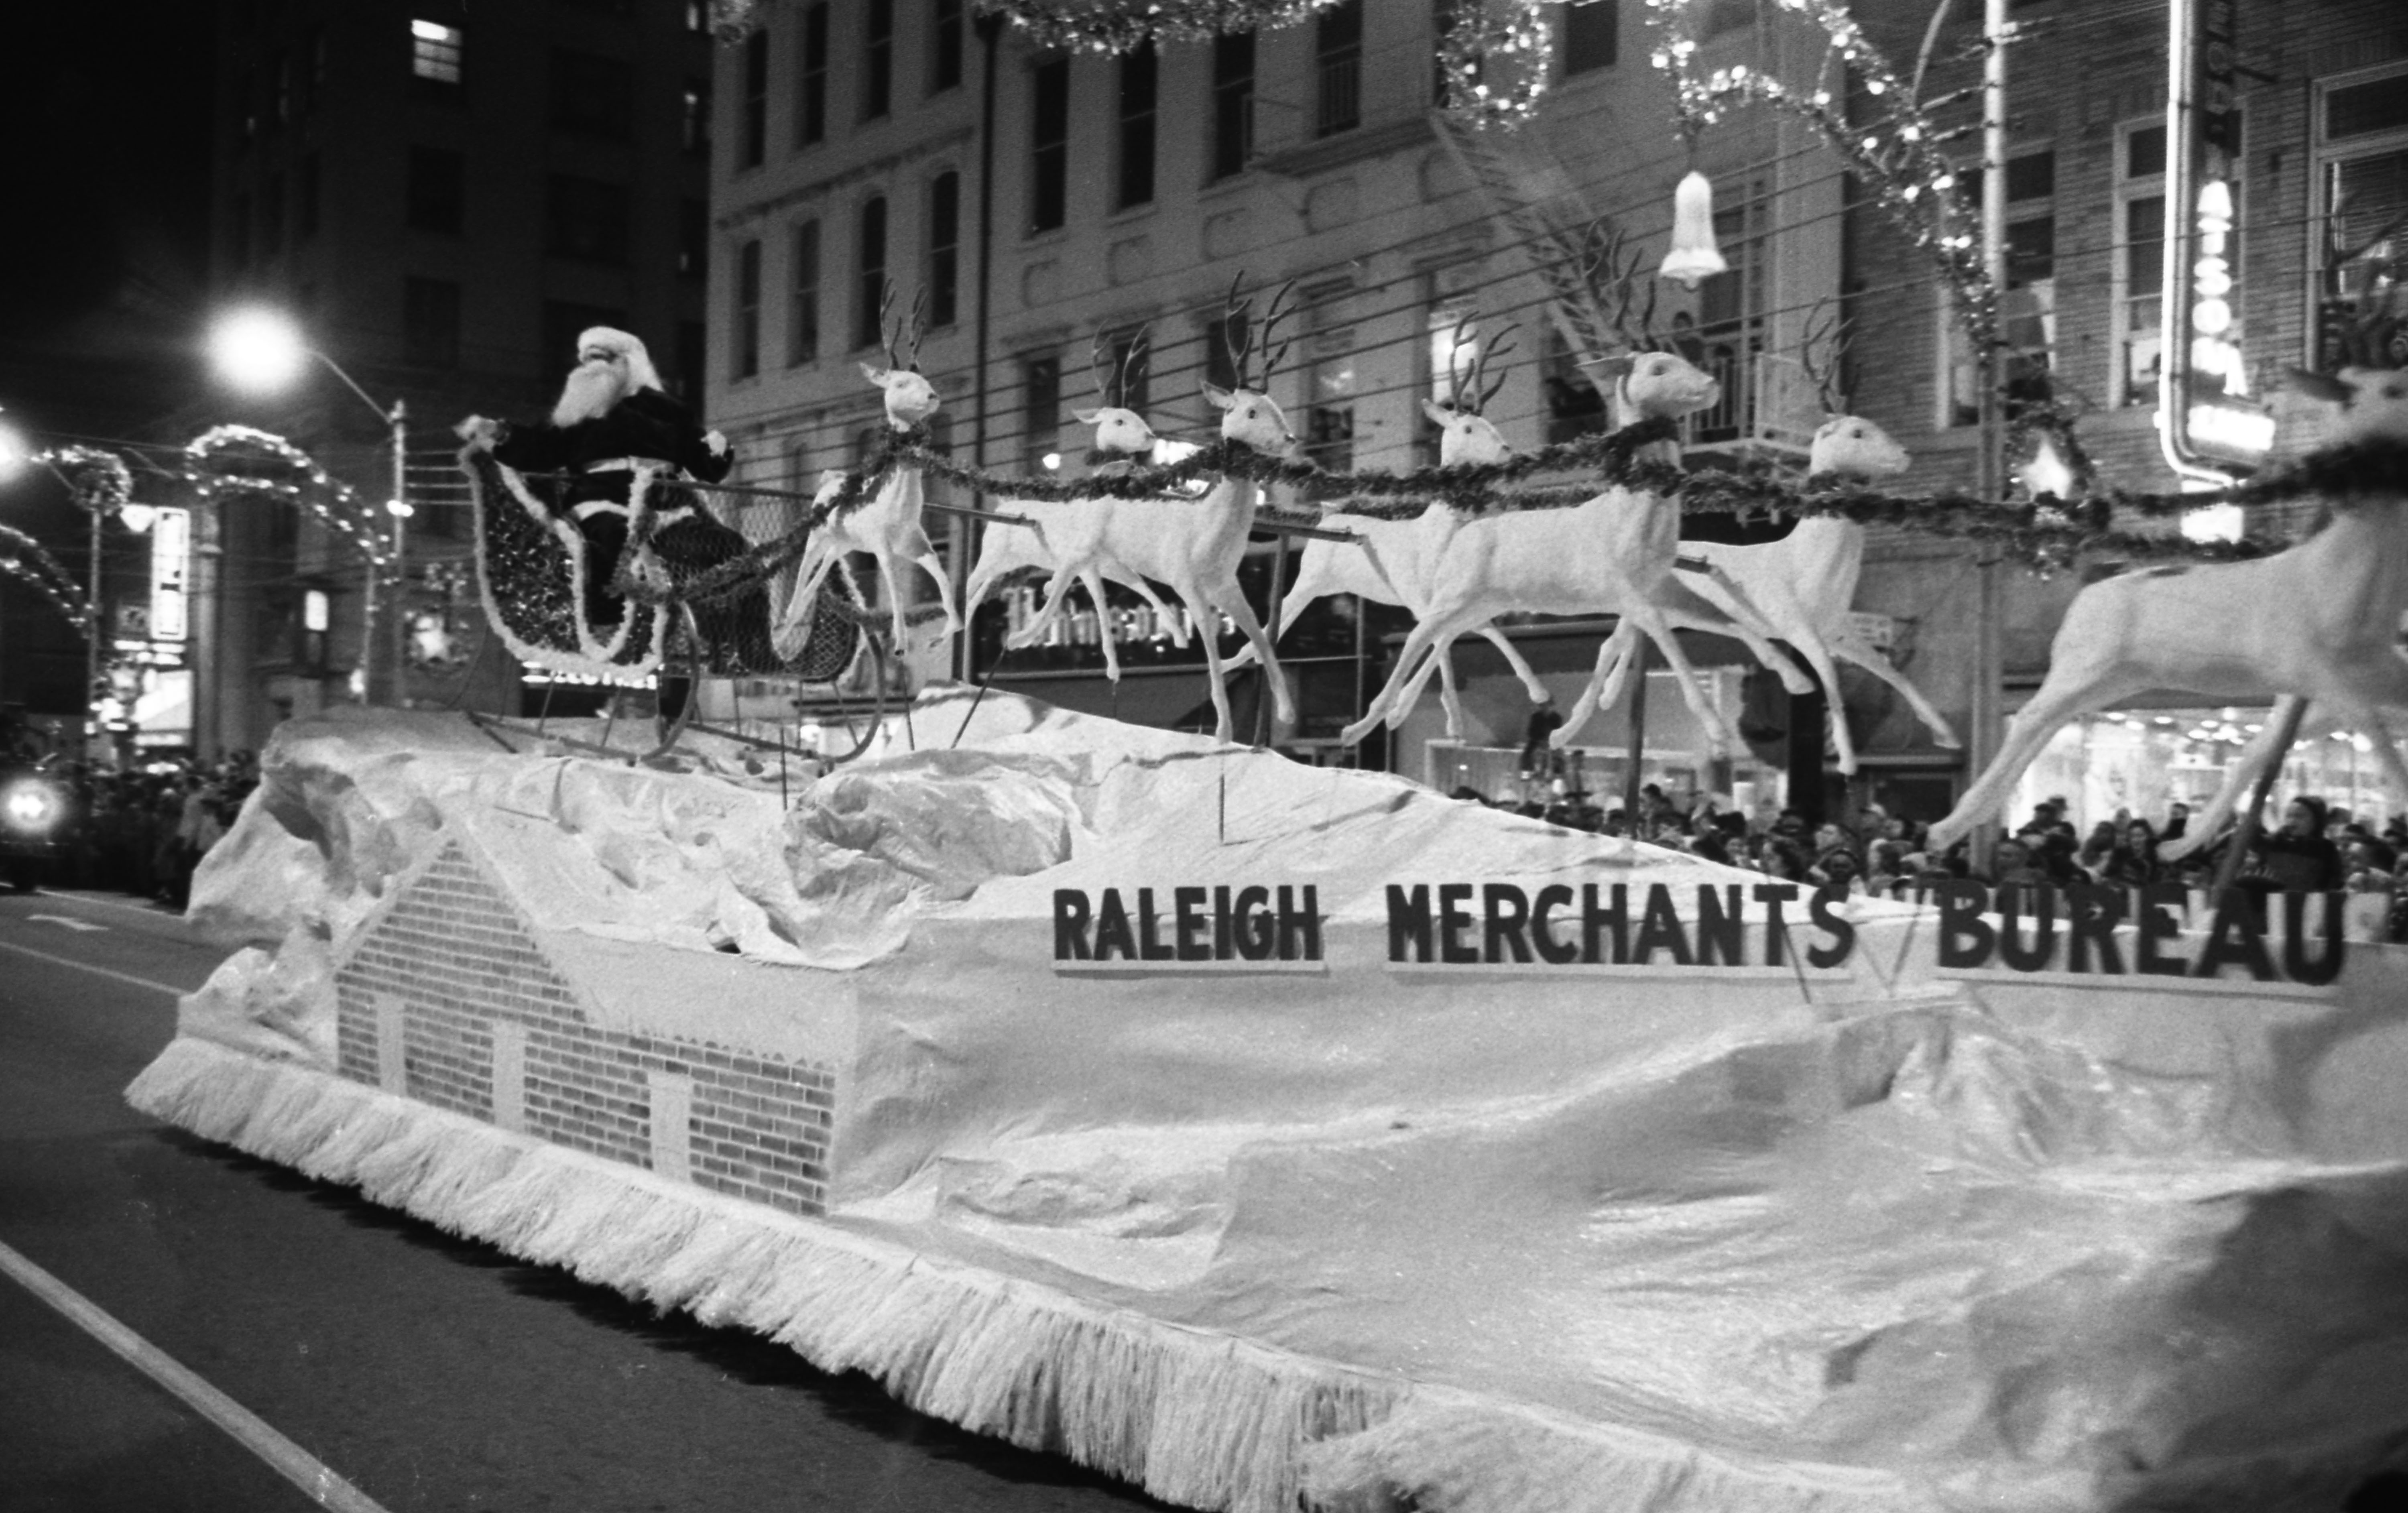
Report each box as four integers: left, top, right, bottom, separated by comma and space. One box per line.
1117, 327, 1149, 406
877, 283, 901, 370
1258, 281, 1298, 386
1219, 273, 1253, 389
1442, 312, 1476, 411
1088, 329, 1117, 399
1474, 319, 1521, 415
1799, 297, 1849, 414
903, 287, 928, 372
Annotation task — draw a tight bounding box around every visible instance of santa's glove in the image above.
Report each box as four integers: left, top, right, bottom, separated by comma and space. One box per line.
456, 415, 503, 449
704, 429, 730, 457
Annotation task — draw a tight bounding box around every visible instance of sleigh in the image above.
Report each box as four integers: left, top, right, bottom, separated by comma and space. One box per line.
464, 448, 901, 760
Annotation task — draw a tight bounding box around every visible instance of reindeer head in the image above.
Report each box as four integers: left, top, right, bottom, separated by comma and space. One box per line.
2291, 366, 2408, 445
812, 468, 848, 506
1808, 415, 1910, 481
1618, 351, 1720, 420
859, 284, 939, 427
1419, 315, 1519, 466
1199, 275, 1298, 454
1072, 329, 1159, 456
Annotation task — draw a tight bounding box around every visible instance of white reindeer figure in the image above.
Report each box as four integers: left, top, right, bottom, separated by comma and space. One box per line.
962, 336, 1185, 683
1008, 281, 1300, 743
776, 289, 962, 655
1224, 317, 1551, 738
1928, 362, 2408, 853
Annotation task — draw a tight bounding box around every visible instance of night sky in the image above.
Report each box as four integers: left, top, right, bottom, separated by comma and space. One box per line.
0, 3, 218, 447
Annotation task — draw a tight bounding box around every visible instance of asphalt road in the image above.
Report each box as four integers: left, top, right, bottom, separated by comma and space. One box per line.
0, 886, 1169, 1513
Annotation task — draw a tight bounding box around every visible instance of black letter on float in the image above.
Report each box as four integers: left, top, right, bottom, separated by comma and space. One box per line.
1277, 885, 1321, 961
2135, 883, 2190, 977
1484, 884, 1533, 964
1093, 887, 1139, 961
1214, 885, 1235, 958
1806, 884, 1856, 968
1137, 888, 1176, 960
1934, 881, 1995, 969
1440, 883, 1479, 964
2282, 891, 2347, 986
2194, 887, 2277, 981
2064, 883, 2125, 974
1753, 883, 1799, 967
1531, 884, 1579, 965
1174, 886, 1212, 962
1997, 885, 2057, 972
1232, 885, 1275, 961
1386, 884, 1433, 964
1580, 883, 1628, 965
1695, 885, 1747, 966
1054, 889, 1093, 960
1631, 883, 1694, 966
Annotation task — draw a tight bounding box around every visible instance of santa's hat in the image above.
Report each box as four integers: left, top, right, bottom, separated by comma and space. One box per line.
576, 327, 663, 394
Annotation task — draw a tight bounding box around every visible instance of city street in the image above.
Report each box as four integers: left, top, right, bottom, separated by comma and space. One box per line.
0, 887, 1167, 1513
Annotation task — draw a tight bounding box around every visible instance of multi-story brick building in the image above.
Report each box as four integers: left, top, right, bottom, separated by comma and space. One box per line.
193, 0, 720, 753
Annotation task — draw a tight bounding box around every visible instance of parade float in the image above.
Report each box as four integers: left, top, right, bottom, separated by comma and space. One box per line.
124, 1, 2408, 1507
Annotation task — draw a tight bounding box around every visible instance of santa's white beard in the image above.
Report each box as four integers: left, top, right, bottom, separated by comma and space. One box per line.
552, 361, 629, 426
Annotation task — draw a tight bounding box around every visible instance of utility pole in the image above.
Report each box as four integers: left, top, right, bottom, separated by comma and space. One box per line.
388, 399, 409, 707
1967, 0, 2010, 877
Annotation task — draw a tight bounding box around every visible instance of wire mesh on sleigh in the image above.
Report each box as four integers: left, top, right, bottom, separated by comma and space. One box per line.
464, 448, 863, 685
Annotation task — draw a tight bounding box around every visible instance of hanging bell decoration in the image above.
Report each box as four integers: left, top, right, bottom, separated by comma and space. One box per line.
1658, 170, 1729, 289
2017, 429, 2077, 502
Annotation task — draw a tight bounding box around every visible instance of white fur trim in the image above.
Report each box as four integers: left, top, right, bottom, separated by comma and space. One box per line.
464, 446, 668, 683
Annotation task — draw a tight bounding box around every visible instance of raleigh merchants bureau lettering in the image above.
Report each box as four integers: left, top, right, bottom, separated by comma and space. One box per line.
1054, 885, 1323, 968
1385, 881, 1856, 970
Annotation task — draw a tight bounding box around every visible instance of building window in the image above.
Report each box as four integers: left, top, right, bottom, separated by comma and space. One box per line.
682, 79, 712, 156
1100, 326, 1149, 411
927, 173, 960, 327
863, 0, 895, 120
1303, 288, 1356, 472
1203, 303, 1247, 391
1563, 1, 1616, 75
854, 197, 888, 351
1021, 354, 1062, 468
2315, 66, 2408, 370
406, 146, 465, 234
929, 0, 964, 94
789, 219, 822, 365
1117, 44, 1157, 210
679, 198, 708, 279
1029, 56, 1070, 234
1942, 149, 2055, 427
297, 153, 320, 238
739, 30, 769, 168
797, 3, 829, 147
551, 49, 634, 141
543, 175, 630, 264
1316, 0, 1363, 138
2116, 122, 2167, 406
404, 277, 461, 368
1211, 32, 1255, 180
734, 240, 762, 380
411, 20, 464, 84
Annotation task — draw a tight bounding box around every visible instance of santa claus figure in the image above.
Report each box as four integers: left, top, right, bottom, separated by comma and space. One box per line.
460, 327, 767, 667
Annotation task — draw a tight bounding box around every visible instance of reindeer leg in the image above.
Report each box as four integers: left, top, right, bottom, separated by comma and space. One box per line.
1216, 586, 1294, 729
2161, 698, 2302, 862
1558, 621, 1641, 746
913, 539, 962, 640
1825, 623, 1962, 749
1082, 569, 1122, 684
2323, 696, 2408, 811
1007, 561, 1081, 650
1107, 567, 1183, 646
1387, 631, 1456, 729
1927, 672, 2149, 851
1186, 586, 1236, 743
1478, 625, 1551, 705
875, 551, 915, 649
776, 543, 837, 659
1628, 607, 1744, 756
1343, 612, 1456, 747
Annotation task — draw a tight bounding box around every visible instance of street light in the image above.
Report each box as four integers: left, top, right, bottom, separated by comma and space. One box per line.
0, 406, 27, 483
207, 306, 411, 705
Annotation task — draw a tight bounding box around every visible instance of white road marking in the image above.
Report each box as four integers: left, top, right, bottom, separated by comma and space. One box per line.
0, 938, 188, 998
38, 889, 183, 921
26, 913, 108, 933
0, 1238, 394, 1513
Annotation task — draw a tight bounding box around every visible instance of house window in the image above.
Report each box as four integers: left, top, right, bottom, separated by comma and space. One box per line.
1029, 57, 1070, 233
1420, 292, 1476, 463
1692, 176, 1767, 443
1563, 0, 1616, 75
543, 175, 630, 264
789, 219, 822, 365
1021, 354, 1062, 468
411, 20, 464, 85
1942, 148, 2055, 427
854, 197, 888, 351
797, 3, 829, 147
404, 277, 461, 368
551, 49, 634, 141
2116, 122, 2167, 406
927, 173, 960, 327
679, 198, 708, 279
929, 0, 964, 94
1211, 32, 1255, 180
2314, 65, 2408, 370
734, 239, 762, 380
406, 146, 465, 234
740, 30, 768, 168
1315, 0, 1363, 138
683, 79, 712, 155
1117, 44, 1157, 210
862, 0, 894, 121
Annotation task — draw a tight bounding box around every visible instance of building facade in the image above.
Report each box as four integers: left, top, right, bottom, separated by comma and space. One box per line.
192, 0, 720, 755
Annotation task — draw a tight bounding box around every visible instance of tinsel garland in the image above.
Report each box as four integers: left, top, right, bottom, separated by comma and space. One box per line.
35, 446, 133, 517
0, 524, 92, 631
183, 425, 390, 573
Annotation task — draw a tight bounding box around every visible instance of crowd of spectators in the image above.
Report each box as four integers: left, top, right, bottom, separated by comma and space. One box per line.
43, 752, 261, 907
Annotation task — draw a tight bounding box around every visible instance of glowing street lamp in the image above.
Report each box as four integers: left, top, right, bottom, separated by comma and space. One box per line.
206, 307, 412, 704
0, 407, 27, 483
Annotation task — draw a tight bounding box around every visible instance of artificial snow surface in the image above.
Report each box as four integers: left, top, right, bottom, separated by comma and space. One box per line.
159, 690, 2408, 1511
